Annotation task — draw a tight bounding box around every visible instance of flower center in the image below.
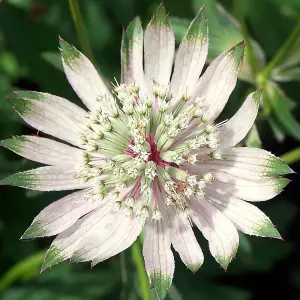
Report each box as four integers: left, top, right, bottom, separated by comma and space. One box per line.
146, 133, 170, 167
75, 82, 220, 213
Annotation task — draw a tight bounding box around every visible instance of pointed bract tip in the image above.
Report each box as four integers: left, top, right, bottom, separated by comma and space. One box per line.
20, 232, 36, 240
59, 37, 69, 47
217, 247, 238, 271
231, 41, 245, 52
229, 40, 246, 69
197, 5, 206, 19
274, 231, 283, 240
266, 156, 295, 177
153, 2, 167, 20
196, 5, 205, 16
126, 16, 143, 37
274, 177, 290, 193
220, 262, 229, 271
188, 263, 201, 273
59, 38, 80, 65
58, 36, 68, 47
238, 40, 246, 47
252, 89, 263, 105
40, 258, 50, 273
235, 41, 246, 51
255, 220, 283, 239
255, 89, 263, 96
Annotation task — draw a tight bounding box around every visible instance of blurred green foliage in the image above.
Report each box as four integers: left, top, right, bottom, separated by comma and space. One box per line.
0, 0, 299, 299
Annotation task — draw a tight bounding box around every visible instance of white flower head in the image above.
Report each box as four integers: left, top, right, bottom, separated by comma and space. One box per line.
0, 4, 292, 299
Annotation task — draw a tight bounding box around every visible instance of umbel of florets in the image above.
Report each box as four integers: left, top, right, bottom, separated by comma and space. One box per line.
0, 4, 292, 300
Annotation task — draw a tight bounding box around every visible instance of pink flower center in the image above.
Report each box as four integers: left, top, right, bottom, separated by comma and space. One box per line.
146, 133, 170, 167
125, 133, 170, 167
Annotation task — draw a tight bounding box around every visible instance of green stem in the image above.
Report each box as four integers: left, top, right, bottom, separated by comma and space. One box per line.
233, 0, 271, 118
120, 252, 127, 300
0, 250, 46, 294
260, 91, 272, 118
68, 0, 96, 63
131, 239, 151, 300
234, 0, 258, 76
280, 147, 300, 165
259, 21, 300, 84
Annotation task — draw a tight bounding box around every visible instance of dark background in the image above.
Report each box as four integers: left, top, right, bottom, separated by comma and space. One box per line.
0, 0, 300, 299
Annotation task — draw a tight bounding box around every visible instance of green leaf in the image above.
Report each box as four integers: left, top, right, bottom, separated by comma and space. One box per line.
7, 0, 33, 9
41, 52, 63, 71
0, 250, 46, 293
271, 25, 300, 70
3, 288, 87, 300
280, 147, 300, 165
25, 190, 44, 198
0, 52, 21, 77
170, 17, 190, 42
238, 232, 252, 258
210, 4, 265, 82
268, 117, 286, 143
169, 279, 251, 300
83, 0, 112, 52
272, 66, 300, 82
266, 82, 300, 141
245, 124, 262, 148
168, 285, 183, 300
171, 3, 266, 83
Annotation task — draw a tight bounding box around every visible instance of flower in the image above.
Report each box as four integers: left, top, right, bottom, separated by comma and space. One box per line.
0, 4, 292, 299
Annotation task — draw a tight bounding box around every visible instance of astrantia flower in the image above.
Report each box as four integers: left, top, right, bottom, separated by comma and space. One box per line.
1, 4, 292, 299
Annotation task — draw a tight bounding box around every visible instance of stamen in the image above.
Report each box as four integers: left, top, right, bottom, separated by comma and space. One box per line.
152, 209, 162, 220
72, 82, 223, 222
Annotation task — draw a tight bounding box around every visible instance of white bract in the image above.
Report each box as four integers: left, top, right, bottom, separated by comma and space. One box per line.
0, 4, 292, 299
